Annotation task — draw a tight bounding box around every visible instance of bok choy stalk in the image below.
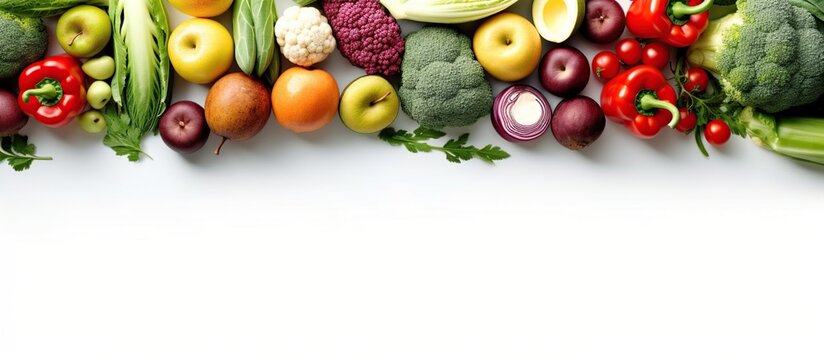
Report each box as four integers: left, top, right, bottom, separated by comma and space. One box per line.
233, 0, 256, 75
103, 0, 171, 161
737, 107, 824, 165
379, 0, 519, 23
264, 11, 281, 85
253, 0, 276, 77
0, 0, 107, 17
233, 0, 277, 77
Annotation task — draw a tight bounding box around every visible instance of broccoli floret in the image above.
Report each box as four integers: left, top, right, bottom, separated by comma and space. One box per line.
0, 11, 47, 80
398, 27, 493, 130
687, 0, 824, 113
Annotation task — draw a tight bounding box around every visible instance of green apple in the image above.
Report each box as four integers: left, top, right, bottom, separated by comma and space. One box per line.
82, 56, 115, 80
56, 5, 112, 58
473, 12, 542, 82
339, 76, 399, 134
86, 81, 112, 110
78, 110, 107, 134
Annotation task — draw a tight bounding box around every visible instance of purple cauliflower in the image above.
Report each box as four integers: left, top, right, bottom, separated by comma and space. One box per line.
323, 0, 404, 77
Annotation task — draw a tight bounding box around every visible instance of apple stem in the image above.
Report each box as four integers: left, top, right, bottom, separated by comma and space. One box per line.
214, 137, 228, 156
370, 92, 393, 106
69, 31, 83, 47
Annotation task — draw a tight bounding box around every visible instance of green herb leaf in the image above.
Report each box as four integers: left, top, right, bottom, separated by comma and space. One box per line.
102, 110, 151, 162
380, 127, 510, 164
412, 127, 446, 140
0, 134, 52, 172
475, 144, 511, 163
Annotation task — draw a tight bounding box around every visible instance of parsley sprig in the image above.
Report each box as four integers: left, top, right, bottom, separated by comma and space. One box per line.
379, 127, 510, 164
103, 108, 152, 162
0, 134, 52, 172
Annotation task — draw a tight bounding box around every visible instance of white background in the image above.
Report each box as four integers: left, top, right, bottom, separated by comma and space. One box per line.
3, 0, 824, 359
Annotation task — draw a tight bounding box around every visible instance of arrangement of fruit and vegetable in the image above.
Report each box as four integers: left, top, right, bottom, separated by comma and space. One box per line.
1, 0, 823, 171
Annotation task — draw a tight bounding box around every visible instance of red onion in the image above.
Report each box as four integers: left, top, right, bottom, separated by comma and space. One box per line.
491, 85, 551, 142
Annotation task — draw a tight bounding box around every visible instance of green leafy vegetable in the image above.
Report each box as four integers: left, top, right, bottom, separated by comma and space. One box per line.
104, 0, 171, 161
292, 0, 318, 5
253, 0, 276, 77
379, 127, 510, 164
233, 0, 256, 75
233, 0, 277, 77
0, 0, 106, 17
0, 134, 52, 172
264, 42, 281, 87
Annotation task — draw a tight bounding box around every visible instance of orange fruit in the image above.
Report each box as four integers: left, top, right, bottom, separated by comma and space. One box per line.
272, 67, 340, 133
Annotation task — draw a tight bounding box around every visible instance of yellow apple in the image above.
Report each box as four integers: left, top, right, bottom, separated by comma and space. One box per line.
167, 0, 232, 18
473, 12, 543, 82
169, 18, 234, 84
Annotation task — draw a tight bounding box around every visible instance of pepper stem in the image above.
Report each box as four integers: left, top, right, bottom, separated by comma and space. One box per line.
21, 78, 64, 106
22, 84, 57, 103
639, 94, 681, 128
671, 0, 714, 17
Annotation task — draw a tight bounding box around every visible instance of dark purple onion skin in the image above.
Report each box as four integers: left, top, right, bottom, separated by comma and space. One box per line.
551, 96, 606, 150
492, 85, 552, 142
540, 46, 590, 97
0, 88, 27, 137
581, 0, 626, 44
159, 101, 210, 154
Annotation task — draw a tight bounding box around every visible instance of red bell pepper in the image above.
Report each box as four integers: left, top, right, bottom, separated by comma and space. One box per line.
627, 0, 713, 48
18, 54, 86, 128
601, 65, 681, 138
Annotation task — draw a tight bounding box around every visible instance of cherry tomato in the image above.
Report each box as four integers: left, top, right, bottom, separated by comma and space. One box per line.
704, 120, 731, 145
684, 68, 709, 93
591, 51, 621, 82
616, 38, 642, 66
676, 108, 697, 133
642, 42, 671, 70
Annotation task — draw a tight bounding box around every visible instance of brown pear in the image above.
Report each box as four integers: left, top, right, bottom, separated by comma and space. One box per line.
205, 73, 271, 155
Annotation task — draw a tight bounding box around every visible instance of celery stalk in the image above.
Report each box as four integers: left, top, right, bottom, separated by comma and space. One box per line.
738, 107, 824, 165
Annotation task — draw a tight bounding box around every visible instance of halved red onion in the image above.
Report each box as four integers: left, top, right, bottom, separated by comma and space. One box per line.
491, 85, 552, 142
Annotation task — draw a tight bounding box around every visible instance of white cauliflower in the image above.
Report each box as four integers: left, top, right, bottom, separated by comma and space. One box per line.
275, 6, 337, 67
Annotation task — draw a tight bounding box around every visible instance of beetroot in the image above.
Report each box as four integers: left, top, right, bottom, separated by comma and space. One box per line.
0, 88, 27, 136
551, 96, 606, 151
323, 0, 404, 77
